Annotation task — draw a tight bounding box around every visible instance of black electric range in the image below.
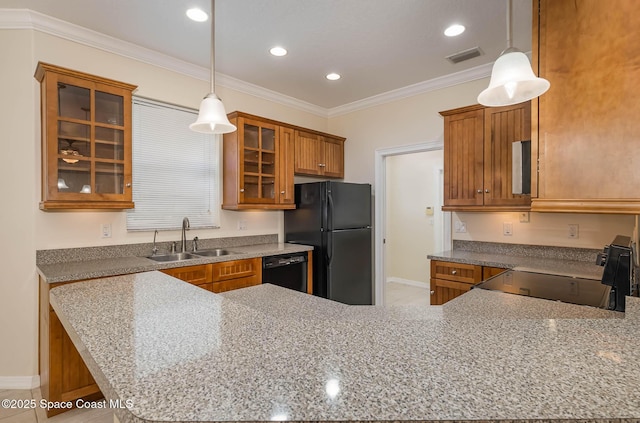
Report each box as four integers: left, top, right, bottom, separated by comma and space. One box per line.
474, 270, 611, 309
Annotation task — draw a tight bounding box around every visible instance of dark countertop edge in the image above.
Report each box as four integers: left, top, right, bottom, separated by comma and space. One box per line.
38, 243, 313, 284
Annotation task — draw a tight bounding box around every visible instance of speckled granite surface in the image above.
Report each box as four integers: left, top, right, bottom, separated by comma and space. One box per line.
428, 241, 605, 280
50, 272, 640, 423
37, 234, 278, 264
38, 242, 312, 283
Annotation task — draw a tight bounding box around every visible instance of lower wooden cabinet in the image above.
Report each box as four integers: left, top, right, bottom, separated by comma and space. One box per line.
39, 278, 102, 417
429, 260, 505, 305
161, 257, 262, 293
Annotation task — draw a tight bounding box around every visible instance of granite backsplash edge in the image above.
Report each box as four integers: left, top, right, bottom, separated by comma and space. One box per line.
37, 234, 278, 265
452, 240, 602, 263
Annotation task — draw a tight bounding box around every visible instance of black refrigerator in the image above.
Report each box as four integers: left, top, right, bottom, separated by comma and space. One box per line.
284, 181, 372, 305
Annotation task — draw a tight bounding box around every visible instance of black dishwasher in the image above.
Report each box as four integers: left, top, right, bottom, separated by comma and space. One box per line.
262, 252, 308, 293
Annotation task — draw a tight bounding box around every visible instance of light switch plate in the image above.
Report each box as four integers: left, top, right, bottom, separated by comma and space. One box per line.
454, 221, 467, 233
568, 223, 579, 239
503, 222, 513, 236
101, 223, 112, 238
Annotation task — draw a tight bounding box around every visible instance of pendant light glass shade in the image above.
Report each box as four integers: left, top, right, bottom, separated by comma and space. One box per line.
477, 48, 550, 107
478, 0, 550, 107
190, 0, 236, 134
189, 93, 236, 134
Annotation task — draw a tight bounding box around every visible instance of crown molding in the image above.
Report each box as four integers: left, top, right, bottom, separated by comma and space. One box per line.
1, 8, 512, 120
0, 9, 327, 117
327, 63, 492, 118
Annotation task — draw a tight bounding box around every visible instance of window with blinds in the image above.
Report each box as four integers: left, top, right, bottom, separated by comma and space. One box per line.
127, 97, 220, 231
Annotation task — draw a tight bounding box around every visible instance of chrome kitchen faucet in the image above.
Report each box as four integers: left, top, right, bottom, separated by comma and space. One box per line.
181, 217, 190, 253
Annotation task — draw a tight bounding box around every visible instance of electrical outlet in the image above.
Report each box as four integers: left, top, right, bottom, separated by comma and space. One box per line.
101, 223, 112, 238
238, 220, 247, 230
568, 223, 579, 239
503, 222, 513, 236
519, 212, 530, 223
454, 221, 467, 233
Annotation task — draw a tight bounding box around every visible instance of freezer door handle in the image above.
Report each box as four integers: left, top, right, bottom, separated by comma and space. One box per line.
327, 190, 334, 232
327, 233, 333, 267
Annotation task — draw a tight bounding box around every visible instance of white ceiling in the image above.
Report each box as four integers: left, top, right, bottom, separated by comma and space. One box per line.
3, 0, 532, 109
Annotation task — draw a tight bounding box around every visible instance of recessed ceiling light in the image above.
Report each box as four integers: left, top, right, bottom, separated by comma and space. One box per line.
444, 24, 465, 37
186, 8, 208, 22
269, 46, 288, 57
326, 73, 341, 81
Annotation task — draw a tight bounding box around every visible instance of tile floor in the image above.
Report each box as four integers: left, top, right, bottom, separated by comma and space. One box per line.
1, 282, 430, 422
0, 388, 112, 423
384, 281, 432, 306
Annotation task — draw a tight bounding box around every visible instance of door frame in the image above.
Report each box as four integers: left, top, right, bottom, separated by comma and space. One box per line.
373, 142, 451, 306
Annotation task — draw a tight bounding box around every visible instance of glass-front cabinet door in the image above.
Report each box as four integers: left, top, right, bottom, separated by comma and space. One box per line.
239, 118, 278, 205
35, 62, 137, 210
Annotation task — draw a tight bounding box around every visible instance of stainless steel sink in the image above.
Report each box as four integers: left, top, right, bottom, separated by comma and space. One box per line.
147, 252, 198, 262
192, 248, 237, 257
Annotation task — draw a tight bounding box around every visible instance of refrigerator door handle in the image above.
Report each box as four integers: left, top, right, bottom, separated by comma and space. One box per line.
327, 190, 334, 231
327, 232, 332, 266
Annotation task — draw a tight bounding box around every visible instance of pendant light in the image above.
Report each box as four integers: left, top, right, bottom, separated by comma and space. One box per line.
477, 0, 549, 107
190, 0, 236, 134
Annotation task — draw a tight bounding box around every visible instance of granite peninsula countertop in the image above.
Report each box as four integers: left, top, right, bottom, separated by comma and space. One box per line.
428, 241, 605, 280
37, 242, 312, 283
50, 271, 640, 423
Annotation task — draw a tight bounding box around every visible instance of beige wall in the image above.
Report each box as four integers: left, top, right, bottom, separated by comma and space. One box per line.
0, 28, 327, 383
453, 212, 635, 249
385, 151, 443, 285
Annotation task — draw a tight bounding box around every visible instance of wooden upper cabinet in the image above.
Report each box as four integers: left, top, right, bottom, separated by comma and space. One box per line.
278, 126, 296, 205
35, 62, 137, 210
294, 130, 345, 179
483, 103, 531, 207
532, 0, 640, 213
441, 102, 531, 211
223, 112, 294, 210
441, 105, 484, 208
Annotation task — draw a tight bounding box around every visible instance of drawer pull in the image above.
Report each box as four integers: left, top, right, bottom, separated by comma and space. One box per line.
430, 290, 435, 295
451, 270, 457, 275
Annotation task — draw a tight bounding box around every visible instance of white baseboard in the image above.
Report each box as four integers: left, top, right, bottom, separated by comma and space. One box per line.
0, 376, 40, 390
386, 277, 429, 289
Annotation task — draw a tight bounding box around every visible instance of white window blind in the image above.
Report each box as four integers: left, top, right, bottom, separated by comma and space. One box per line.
127, 97, 220, 231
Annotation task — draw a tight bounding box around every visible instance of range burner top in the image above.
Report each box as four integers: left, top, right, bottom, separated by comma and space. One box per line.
475, 270, 611, 309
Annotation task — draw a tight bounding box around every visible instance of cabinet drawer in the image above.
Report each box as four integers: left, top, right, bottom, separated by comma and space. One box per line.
161, 265, 212, 285
431, 260, 482, 284
430, 278, 473, 306
211, 258, 261, 282
212, 275, 261, 293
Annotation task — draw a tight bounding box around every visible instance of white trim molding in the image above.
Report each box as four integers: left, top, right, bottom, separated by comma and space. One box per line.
374, 141, 450, 306
0, 8, 501, 118
328, 63, 492, 118
0, 375, 40, 390
386, 277, 430, 289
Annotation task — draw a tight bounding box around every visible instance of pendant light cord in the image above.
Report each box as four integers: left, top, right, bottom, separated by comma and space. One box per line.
506, 0, 513, 50
210, 0, 215, 94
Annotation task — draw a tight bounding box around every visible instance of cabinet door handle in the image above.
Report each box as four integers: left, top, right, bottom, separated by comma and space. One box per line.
485, 189, 490, 193
281, 191, 285, 195
477, 189, 482, 193
126, 183, 131, 188
451, 270, 457, 275
240, 189, 245, 193
430, 290, 435, 295
318, 163, 326, 167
